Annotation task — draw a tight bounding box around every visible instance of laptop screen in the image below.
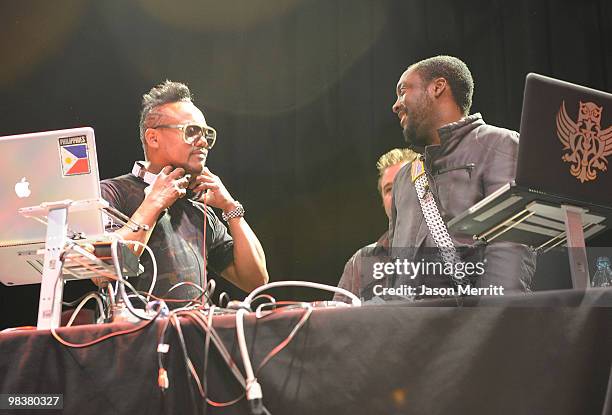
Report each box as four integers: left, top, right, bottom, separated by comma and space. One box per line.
516, 73, 612, 208
0, 127, 104, 285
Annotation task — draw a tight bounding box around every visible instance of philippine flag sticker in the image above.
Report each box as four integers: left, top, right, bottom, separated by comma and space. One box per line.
58, 135, 90, 176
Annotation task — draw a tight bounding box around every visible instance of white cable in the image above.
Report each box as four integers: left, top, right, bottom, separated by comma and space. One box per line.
243, 281, 362, 308
110, 239, 152, 321
104, 233, 157, 301
66, 293, 105, 327
235, 309, 263, 401
205, 279, 216, 306
104, 233, 122, 308
236, 309, 255, 381
237, 280, 359, 405
255, 301, 301, 318
107, 281, 116, 307
117, 239, 158, 301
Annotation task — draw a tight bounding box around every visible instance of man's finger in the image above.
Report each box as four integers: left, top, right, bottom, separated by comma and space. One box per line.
176, 177, 190, 189
169, 167, 186, 179
192, 183, 219, 193
194, 174, 219, 185
161, 165, 174, 176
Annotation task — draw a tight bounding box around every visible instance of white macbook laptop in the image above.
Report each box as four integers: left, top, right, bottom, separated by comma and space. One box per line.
0, 127, 105, 285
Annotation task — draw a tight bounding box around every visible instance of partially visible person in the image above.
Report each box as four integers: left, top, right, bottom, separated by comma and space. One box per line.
334, 148, 418, 302
100, 80, 268, 302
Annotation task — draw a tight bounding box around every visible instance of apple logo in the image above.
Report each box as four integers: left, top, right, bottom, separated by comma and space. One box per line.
14, 177, 31, 198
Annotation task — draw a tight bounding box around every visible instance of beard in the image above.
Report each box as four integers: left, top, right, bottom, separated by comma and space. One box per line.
402, 123, 427, 151
184, 154, 207, 175
402, 93, 433, 152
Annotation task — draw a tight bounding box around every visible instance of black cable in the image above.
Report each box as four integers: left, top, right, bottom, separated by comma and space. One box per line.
249, 400, 272, 415
172, 315, 200, 415
157, 310, 248, 412
202, 311, 212, 415
182, 311, 246, 407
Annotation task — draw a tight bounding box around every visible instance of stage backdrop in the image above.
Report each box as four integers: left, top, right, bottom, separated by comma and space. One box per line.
1, 0, 611, 328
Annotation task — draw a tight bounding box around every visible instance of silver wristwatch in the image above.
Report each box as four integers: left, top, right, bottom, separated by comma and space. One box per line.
221, 202, 245, 221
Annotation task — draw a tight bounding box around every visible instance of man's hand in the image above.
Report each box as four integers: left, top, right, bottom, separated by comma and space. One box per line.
146, 166, 190, 211
189, 167, 236, 211
188, 167, 268, 291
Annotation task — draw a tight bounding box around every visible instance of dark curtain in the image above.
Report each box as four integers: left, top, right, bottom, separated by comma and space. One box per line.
1, 0, 611, 328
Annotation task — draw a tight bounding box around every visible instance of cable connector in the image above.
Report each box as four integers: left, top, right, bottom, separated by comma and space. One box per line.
246, 380, 263, 400
227, 300, 251, 311
148, 300, 170, 317
248, 398, 271, 415
248, 384, 271, 415
247, 381, 271, 415
158, 368, 169, 390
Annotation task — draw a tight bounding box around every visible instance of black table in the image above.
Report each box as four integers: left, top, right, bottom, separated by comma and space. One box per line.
1, 289, 611, 415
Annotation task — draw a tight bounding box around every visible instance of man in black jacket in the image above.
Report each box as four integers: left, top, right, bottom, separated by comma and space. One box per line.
389, 55, 534, 297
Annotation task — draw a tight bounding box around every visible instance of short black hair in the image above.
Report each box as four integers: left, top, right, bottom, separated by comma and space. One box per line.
409, 55, 474, 116
139, 80, 193, 149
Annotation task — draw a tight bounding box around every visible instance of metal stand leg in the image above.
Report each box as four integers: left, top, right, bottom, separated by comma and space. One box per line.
37, 207, 68, 330
562, 205, 590, 289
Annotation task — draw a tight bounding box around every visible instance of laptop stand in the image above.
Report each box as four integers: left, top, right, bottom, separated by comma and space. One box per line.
18, 199, 146, 329
449, 189, 612, 290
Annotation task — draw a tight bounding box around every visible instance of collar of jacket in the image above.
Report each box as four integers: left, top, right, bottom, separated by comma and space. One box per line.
421, 113, 484, 172
437, 112, 484, 145
377, 230, 390, 249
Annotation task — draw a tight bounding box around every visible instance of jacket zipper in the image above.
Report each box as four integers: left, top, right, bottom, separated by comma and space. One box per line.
435, 163, 476, 179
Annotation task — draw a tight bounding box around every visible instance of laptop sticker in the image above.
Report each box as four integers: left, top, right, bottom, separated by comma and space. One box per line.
557, 100, 612, 183
58, 135, 91, 176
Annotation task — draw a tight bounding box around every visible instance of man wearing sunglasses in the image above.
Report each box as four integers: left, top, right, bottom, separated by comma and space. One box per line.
99, 80, 268, 302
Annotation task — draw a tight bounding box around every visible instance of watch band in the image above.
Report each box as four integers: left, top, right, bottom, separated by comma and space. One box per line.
222, 202, 245, 221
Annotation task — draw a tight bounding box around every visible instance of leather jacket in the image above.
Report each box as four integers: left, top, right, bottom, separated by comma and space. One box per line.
389, 113, 535, 293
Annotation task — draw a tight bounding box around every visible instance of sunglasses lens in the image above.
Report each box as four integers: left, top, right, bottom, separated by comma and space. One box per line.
184, 124, 203, 143
204, 128, 216, 148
